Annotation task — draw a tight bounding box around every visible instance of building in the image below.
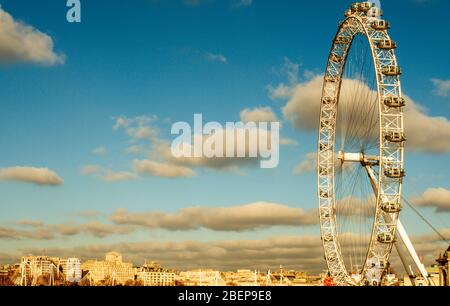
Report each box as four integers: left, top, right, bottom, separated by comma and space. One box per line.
425, 265, 440, 286
290, 272, 309, 286
20, 256, 54, 279
81, 252, 134, 285
60, 258, 81, 283
137, 261, 175, 286
436, 245, 450, 286
105, 252, 123, 264
271, 266, 296, 285
19, 256, 57, 286
140, 271, 175, 286
0, 265, 9, 285
223, 270, 260, 286
177, 269, 226, 286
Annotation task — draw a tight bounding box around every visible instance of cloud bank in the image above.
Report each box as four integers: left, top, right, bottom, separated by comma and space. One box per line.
110, 202, 318, 232
279, 75, 450, 153
0, 7, 64, 65
0, 167, 63, 186
412, 187, 450, 213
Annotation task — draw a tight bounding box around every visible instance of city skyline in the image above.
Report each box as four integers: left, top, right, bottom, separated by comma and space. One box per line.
2, 250, 328, 286
0, 0, 449, 275
3, 249, 446, 286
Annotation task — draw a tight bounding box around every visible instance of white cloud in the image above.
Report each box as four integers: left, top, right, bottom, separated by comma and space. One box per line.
240, 107, 279, 123
0, 7, 64, 65
110, 202, 317, 231
82, 221, 135, 238
80, 165, 101, 175
279, 75, 450, 153
101, 171, 136, 183
152, 127, 274, 172
293, 152, 316, 175
205, 52, 227, 64
112, 111, 282, 176
0, 202, 317, 240
280, 137, 298, 146
268, 83, 294, 100
0, 167, 63, 186
404, 97, 450, 152
113, 115, 159, 142
432, 79, 450, 96
411, 187, 450, 213
18, 220, 44, 228
133, 159, 196, 178
1, 221, 134, 240
268, 57, 300, 100
280, 57, 300, 85
81, 165, 136, 182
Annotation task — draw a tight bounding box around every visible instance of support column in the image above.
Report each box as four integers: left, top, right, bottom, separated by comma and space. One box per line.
365, 165, 430, 286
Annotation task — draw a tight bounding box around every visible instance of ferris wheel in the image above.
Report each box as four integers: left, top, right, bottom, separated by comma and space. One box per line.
317, 2, 409, 286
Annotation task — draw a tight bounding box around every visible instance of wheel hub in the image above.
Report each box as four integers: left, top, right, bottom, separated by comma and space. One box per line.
338, 151, 379, 166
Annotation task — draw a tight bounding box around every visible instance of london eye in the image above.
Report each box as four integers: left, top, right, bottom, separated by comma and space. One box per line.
317, 2, 405, 286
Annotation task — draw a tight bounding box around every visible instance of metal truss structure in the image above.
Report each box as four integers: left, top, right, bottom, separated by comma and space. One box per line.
317, 2, 406, 286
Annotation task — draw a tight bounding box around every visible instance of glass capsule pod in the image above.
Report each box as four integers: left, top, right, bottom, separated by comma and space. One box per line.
385, 131, 406, 143
381, 202, 402, 213
377, 39, 397, 50
372, 20, 390, 31
384, 96, 406, 108
377, 233, 396, 244
382, 65, 402, 76
335, 36, 351, 44
384, 167, 405, 179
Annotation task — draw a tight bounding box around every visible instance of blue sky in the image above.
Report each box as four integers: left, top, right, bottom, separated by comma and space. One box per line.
0, 0, 449, 272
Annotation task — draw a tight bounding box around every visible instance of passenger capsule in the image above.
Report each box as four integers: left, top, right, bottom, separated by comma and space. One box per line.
382, 65, 402, 76
385, 131, 406, 143
381, 202, 402, 213
384, 167, 405, 179
356, 2, 374, 12
384, 96, 406, 108
335, 36, 351, 44
377, 233, 396, 244
345, 9, 353, 18
377, 39, 397, 50
371, 20, 390, 30
367, 7, 383, 18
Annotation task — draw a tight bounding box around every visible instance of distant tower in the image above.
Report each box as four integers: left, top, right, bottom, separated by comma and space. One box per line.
436, 246, 450, 286
105, 251, 123, 264
20, 261, 28, 286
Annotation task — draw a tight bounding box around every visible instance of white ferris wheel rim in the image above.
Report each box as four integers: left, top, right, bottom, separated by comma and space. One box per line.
317, 3, 405, 286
